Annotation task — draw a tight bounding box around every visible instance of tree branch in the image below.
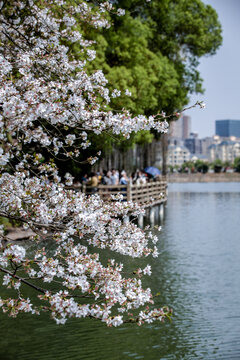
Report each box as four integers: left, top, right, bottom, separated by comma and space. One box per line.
0, 266, 46, 294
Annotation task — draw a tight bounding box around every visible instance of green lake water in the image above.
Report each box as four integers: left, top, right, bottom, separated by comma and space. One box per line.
1, 182, 240, 360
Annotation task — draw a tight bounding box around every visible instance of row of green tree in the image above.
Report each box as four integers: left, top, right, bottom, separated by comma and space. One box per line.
170, 158, 240, 173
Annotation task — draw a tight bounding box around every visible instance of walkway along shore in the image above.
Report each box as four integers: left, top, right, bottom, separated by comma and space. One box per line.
82, 179, 168, 207
168, 173, 240, 183
82, 179, 168, 227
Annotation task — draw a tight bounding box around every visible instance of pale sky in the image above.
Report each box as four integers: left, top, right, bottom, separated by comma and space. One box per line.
186, 0, 240, 138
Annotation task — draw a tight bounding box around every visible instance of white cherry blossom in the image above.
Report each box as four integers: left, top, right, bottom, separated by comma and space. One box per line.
0, 0, 173, 326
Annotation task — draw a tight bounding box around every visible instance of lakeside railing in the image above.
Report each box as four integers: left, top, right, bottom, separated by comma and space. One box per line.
81, 178, 168, 207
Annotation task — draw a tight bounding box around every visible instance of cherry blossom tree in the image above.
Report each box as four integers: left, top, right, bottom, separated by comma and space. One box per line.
0, 0, 202, 326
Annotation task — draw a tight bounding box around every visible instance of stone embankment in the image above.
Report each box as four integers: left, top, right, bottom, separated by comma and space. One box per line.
168, 173, 240, 183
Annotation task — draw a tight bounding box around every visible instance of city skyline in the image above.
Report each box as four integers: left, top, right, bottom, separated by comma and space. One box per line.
172, 116, 240, 140
186, 0, 240, 138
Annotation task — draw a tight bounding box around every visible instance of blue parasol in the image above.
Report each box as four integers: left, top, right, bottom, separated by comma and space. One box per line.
144, 166, 161, 177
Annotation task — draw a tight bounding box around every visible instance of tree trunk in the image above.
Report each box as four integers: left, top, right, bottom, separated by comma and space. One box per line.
161, 133, 168, 175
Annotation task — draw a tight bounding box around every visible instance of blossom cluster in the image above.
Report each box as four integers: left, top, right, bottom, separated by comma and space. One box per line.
0, 0, 169, 165
0, 0, 172, 326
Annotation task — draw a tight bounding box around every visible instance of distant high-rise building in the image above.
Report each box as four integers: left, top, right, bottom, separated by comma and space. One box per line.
216, 120, 240, 137
201, 137, 214, 156
169, 115, 191, 140
208, 140, 240, 162
182, 115, 191, 139
167, 145, 191, 166
169, 117, 183, 139
184, 132, 202, 154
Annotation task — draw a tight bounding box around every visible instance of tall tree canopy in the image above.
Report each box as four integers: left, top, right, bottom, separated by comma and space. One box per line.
98, 0, 222, 114
75, 0, 222, 163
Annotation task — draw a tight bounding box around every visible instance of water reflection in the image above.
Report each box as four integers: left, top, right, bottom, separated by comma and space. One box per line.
1, 183, 240, 359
